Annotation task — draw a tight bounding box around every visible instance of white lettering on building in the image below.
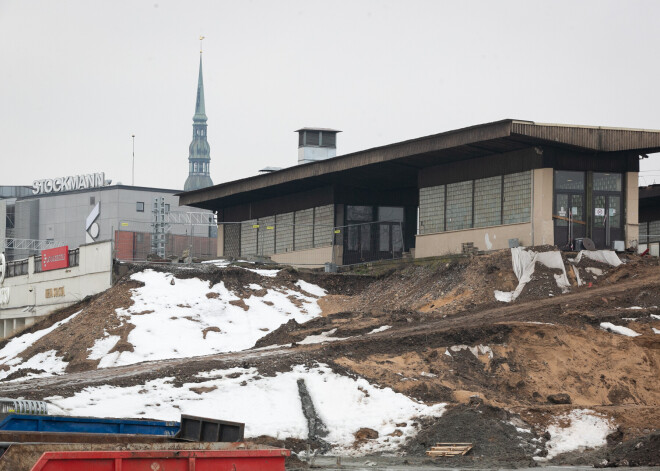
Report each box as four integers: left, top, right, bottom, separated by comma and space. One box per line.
32, 173, 107, 195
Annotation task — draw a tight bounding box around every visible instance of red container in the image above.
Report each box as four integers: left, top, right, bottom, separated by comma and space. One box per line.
31, 448, 290, 471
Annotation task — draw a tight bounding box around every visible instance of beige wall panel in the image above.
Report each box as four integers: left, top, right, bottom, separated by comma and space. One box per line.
532, 168, 554, 246
415, 222, 532, 258
270, 246, 333, 268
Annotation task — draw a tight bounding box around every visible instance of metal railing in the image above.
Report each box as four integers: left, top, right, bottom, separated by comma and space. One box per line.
5, 258, 28, 278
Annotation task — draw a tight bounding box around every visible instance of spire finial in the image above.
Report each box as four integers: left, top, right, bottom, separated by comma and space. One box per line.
199, 35, 205, 54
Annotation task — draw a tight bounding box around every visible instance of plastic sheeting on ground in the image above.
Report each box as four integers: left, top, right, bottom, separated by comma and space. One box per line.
495, 247, 570, 303
571, 250, 622, 286
573, 250, 622, 267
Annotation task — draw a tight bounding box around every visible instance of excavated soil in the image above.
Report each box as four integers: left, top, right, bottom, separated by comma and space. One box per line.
1, 249, 659, 466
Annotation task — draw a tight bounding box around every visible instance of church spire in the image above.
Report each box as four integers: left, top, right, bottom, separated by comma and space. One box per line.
193, 55, 207, 123
184, 41, 214, 192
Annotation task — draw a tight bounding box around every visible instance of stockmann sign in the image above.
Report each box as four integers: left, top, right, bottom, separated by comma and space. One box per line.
32, 172, 107, 195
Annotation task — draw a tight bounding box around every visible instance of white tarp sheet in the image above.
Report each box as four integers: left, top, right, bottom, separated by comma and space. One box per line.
495, 247, 570, 303
573, 250, 622, 267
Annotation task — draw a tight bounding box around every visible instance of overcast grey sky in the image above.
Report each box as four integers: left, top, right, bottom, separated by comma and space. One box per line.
1, 0, 660, 190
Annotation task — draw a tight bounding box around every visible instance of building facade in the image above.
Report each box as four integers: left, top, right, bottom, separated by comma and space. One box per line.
1, 181, 216, 262
639, 184, 660, 256
179, 120, 660, 266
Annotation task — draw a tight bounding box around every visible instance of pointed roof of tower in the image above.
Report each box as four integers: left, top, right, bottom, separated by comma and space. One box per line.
193, 55, 207, 123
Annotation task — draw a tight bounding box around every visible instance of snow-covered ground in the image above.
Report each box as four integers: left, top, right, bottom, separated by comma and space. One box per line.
0, 269, 327, 380
93, 270, 324, 368
542, 409, 614, 460
0, 311, 81, 381
46, 363, 445, 454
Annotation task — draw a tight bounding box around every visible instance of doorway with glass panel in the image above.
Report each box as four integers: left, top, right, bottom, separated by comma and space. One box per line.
591, 173, 623, 248
553, 171, 586, 249
553, 170, 624, 249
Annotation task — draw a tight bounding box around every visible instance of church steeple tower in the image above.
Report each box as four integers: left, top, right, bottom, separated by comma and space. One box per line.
184, 45, 214, 192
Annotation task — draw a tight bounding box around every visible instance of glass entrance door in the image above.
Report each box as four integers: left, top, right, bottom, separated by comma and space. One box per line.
554, 171, 586, 249
591, 173, 623, 249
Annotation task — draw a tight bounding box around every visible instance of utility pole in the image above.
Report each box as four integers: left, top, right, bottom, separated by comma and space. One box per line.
131, 134, 136, 186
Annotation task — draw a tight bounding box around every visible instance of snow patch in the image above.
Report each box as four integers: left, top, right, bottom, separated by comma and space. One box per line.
298, 329, 349, 345
449, 344, 493, 359
543, 409, 614, 459
368, 325, 391, 334
46, 364, 445, 454
0, 350, 68, 382
87, 334, 121, 361
0, 311, 80, 365
295, 280, 327, 297
600, 322, 640, 337
243, 267, 280, 277
652, 328, 660, 335
77, 270, 322, 369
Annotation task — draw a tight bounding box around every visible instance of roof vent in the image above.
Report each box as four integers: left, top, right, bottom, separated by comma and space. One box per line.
295, 127, 341, 164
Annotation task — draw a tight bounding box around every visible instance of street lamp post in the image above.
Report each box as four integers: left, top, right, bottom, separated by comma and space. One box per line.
131, 134, 135, 186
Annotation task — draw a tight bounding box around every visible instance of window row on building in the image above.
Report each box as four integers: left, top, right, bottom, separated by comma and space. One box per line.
419, 171, 532, 235
226, 205, 335, 257
639, 220, 660, 243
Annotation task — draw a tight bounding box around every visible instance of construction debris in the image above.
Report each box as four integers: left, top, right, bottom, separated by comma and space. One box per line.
426, 443, 473, 457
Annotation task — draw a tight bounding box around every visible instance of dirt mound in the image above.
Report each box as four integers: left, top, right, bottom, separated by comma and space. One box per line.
406, 403, 544, 466
558, 431, 660, 467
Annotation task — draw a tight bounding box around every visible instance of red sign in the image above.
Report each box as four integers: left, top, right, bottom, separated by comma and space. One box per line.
41, 246, 69, 271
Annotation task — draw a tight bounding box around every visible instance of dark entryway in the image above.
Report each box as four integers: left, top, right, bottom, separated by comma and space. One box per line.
343, 205, 405, 264
553, 170, 624, 250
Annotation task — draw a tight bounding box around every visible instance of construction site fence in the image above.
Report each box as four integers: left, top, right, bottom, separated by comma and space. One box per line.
114, 220, 217, 262
220, 219, 407, 267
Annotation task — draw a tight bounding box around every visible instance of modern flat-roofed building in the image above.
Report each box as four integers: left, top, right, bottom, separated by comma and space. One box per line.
639, 184, 660, 256
179, 120, 660, 266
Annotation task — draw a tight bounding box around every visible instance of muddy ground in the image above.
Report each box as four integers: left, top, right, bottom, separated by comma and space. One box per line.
0, 250, 659, 467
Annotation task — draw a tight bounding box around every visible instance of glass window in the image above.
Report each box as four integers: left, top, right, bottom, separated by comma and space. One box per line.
555, 171, 585, 191
379, 224, 390, 251
608, 195, 621, 228
555, 194, 568, 227
474, 176, 502, 228
360, 224, 371, 251
419, 185, 445, 234
347, 225, 358, 251
136, 202, 144, 212
392, 224, 403, 252
503, 171, 531, 224
347, 205, 373, 222
294, 208, 314, 250
446, 181, 473, 231
378, 207, 404, 222
593, 195, 606, 228
593, 173, 622, 192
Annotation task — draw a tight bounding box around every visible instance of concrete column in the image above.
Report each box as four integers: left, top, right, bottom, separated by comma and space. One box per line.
532, 168, 554, 246
625, 172, 639, 249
